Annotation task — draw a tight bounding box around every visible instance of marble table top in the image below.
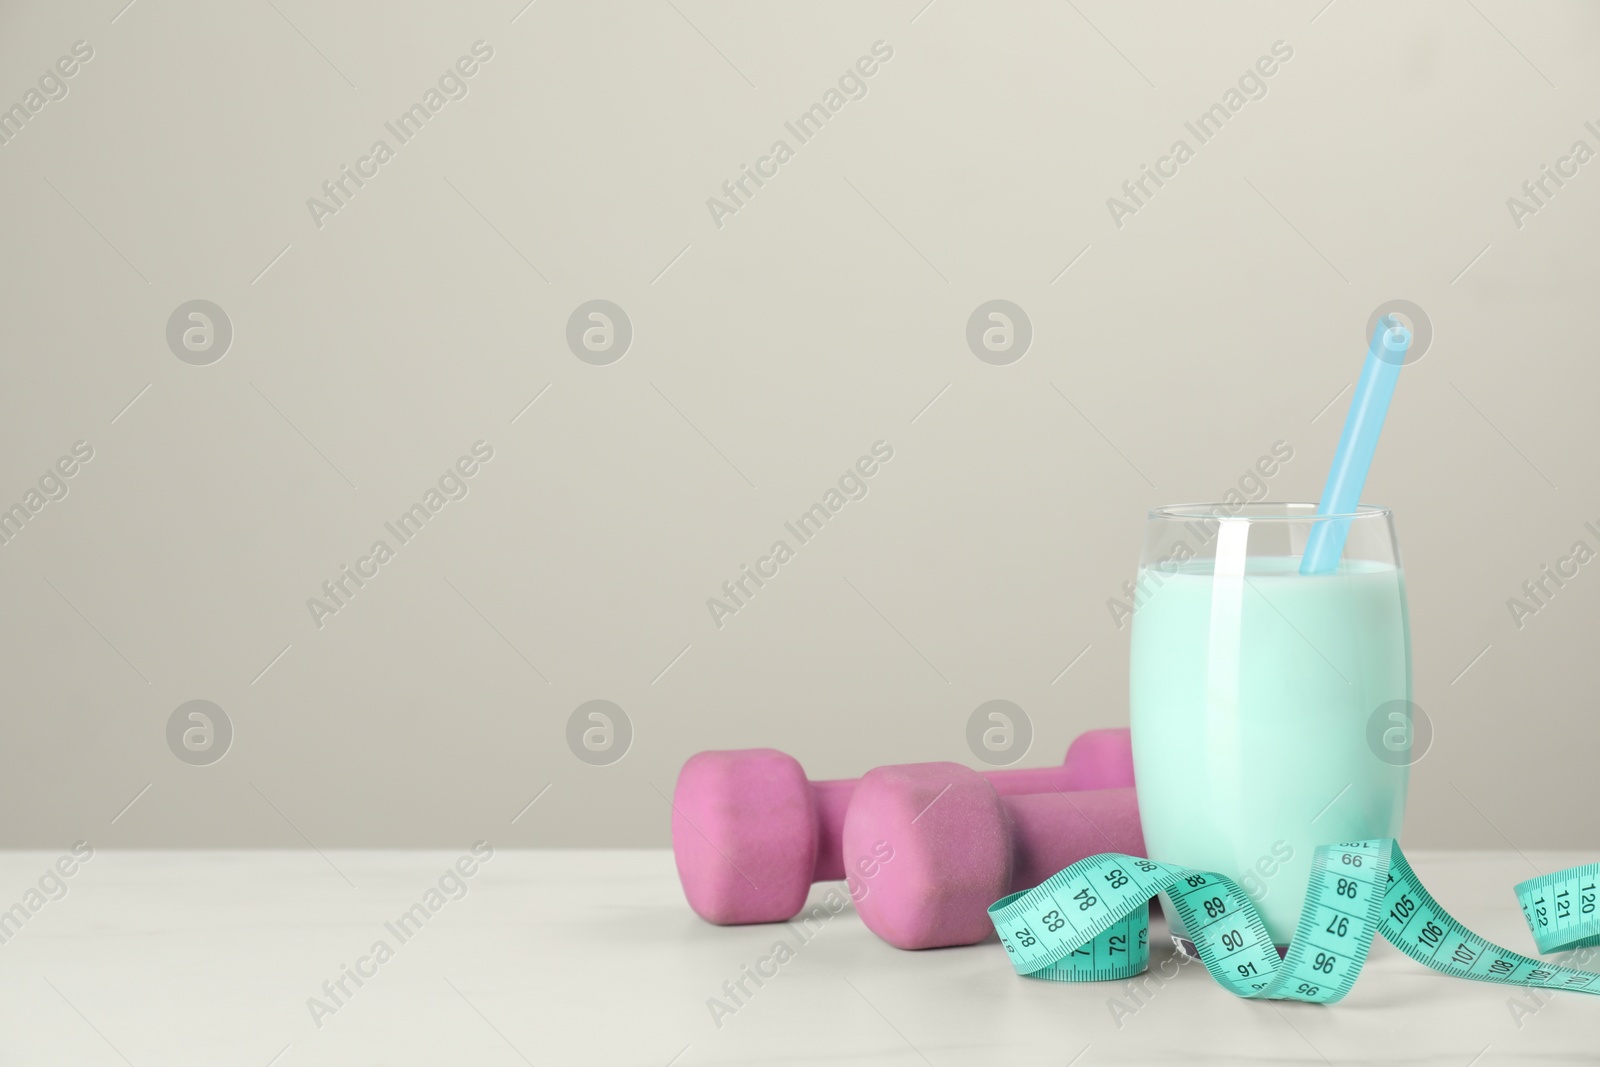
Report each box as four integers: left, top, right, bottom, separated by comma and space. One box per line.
2, 848, 1595, 1065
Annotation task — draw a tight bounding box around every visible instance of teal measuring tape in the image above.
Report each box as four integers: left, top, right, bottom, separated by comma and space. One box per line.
987, 840, 1600, 1003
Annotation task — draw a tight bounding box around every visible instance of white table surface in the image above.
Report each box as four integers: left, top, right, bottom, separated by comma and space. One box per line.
2, 849, 1596, 1066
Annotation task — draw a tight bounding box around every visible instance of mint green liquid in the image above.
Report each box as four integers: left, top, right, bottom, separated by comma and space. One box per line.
1129, 556, 1410, 944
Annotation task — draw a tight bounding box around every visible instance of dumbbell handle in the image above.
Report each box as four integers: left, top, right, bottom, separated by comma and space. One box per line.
810, 728, 1133, 882
1002, 787, 1146, 894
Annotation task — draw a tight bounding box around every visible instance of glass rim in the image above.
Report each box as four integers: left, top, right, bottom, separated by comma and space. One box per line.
1148, 501, 1392, 522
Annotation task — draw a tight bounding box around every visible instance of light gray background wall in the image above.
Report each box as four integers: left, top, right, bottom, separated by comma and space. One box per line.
2, 0, 1596, 850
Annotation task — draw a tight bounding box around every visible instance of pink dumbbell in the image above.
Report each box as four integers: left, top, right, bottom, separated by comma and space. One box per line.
672, 728, 1134, 926
842, 764, 1143, 949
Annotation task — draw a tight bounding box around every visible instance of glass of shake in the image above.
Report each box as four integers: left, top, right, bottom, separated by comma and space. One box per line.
1128, 501, 1411, 946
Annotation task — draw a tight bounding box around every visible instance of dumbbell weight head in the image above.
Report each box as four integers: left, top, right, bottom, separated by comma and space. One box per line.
671, 748, 819, 926
842, 762, 1013, 950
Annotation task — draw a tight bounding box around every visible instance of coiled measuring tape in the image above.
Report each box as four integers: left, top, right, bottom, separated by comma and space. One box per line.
987, 840, 1600, 1002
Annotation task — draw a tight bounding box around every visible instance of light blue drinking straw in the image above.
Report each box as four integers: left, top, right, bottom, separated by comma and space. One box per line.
1300, 318, 1412, 575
